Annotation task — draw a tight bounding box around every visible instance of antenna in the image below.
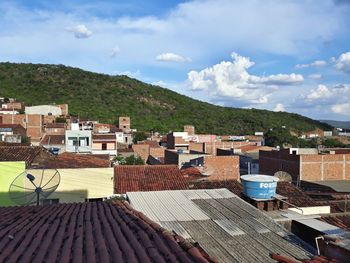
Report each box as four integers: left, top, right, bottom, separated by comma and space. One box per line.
9, 169, 60, 206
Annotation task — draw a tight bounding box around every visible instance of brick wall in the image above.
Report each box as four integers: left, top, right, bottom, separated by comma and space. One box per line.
301, 154, 350, 181
203, 156, 240, 181
184, 125, 195, 135
205, 141, 257, 155
189, 142, 205, 153
259, 150, 300, 182
2, 114, 43, 141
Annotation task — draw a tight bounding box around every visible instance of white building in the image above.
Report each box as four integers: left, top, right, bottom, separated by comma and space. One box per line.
65, 130, 92, 153
25, 105, 62, 116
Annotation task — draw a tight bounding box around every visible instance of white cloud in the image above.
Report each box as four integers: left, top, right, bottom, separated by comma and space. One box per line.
332, 103, 350, 115
306, 84, 332, 100
156, 53, 191, 62
308, 74, 322, 80
335, 51, 350, 74
187, 52, 303, 104
67, 24, 92, 38
296, 60, 327, 69
274, 103, 286, 112
110, 45, 120, 57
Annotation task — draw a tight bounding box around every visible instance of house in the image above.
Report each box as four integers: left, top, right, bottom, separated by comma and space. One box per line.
1, 101, 24, 111
0, 202, 212, 263
0, 108, 19, 115
43, 122, 66, 135
114, 165, 189, 194
0, 146, 52, 168
164, 150, 240, 181
40, 134, 65, 153
0, 114, 44, 143
25, 104, 68, 116
127, 189, 313, 262
118, 116, 131, 133
132, 140, 165, 162
92, 133, 117, 155
260, 148, 350, 183
65, 129, 92, 153
0, 124, 26, 143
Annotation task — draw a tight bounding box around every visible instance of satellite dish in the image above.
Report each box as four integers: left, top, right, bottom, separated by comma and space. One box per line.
9, 169, 60, 206
274, 171, 292, 182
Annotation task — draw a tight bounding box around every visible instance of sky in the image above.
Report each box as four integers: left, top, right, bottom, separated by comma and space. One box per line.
1, 0, 350, 121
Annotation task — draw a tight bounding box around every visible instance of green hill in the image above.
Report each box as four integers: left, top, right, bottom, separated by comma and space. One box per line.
0, 62, 331, 134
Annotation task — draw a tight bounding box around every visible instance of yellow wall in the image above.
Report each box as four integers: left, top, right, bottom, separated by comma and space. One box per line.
28, 168, 114, 203
0, 162, 26, 206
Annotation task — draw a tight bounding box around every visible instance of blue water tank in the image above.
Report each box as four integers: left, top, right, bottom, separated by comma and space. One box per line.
241, 174, 279, 200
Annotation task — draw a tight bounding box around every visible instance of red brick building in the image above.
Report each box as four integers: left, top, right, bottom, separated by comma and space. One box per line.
260, 148, 350, 182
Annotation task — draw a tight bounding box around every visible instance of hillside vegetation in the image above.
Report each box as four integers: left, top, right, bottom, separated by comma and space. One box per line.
0, 62, 332, 134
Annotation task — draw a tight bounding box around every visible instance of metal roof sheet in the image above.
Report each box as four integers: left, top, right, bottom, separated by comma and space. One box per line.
214, 219, 245, 236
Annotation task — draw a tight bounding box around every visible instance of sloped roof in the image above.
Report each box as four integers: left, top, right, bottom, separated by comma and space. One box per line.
42, 152, 111, 169
139, 140, 160, 148
0, 146, 50, 163
127, 189, 313, 262
276, 182, 319, 207
40, 134, 65, 145
114, 165, 188, 194
92, 134, 116, 140
320, 215, 350, 231
0, 201, 212, 263
190, 179, 244, 196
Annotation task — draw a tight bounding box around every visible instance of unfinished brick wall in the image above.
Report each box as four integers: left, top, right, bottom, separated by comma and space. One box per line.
184, 125, 195, 135
2, 114, 43, 141
205, 141, 257, 155
203, 156, 240, 181
189, 142, 205, 153
301, 154, 350, 181
259, 150, 300, 182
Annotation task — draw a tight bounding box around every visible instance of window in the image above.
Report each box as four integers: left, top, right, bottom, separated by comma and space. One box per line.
102, 143, 107, 150
123, 125, 127, 128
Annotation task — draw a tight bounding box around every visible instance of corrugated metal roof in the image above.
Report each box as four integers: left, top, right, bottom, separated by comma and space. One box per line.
214, 219, 245, 236
126, 189, 313, 263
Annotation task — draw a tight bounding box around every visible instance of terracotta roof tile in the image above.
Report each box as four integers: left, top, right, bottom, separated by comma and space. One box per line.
40, 135, 65, 145
320, 215, 350, 231
42, 153, 111, 169
114, 165, 189, 194
0, 146, 50, 164
92, 134, 116, 140
190, 179, 244, 196
139, 140, 160, 148
0, 201, 212, 263
276, 182, 318, 207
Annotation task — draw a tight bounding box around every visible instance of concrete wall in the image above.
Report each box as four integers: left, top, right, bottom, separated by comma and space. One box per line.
0, 161, 26, 206
25, 105, 62, 116
205, 141, 257, 155
27, 168, 114, 203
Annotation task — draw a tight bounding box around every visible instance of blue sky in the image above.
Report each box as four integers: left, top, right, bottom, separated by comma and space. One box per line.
1, 0, 350, 121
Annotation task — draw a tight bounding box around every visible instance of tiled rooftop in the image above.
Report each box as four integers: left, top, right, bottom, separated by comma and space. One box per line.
42, 152, 111, 169
0, 146, 50, 164
0, 201, 212, 263
190, 179, 244, 196
92, 134, 116, 140
114, 165, 189, 194
275, 182, 319, 207
139, 140, 161, 148
40, 134, 65, 145
320, 215, 350, 231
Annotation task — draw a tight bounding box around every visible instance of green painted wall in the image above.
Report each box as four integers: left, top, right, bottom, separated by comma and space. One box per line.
0, 161, 25, 206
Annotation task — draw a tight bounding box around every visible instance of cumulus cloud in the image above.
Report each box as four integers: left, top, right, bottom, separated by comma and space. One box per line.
67, 24, 92, 38
110, 45, 120, 57
332, 103, 350, 115
187, 53, 303, 104
308, 74, 322, 80
305, 84, 332, 100
335, 51, 350, 74
274, 103, 286, 112
156, 53, 191, 62
296, 60, 327, 69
